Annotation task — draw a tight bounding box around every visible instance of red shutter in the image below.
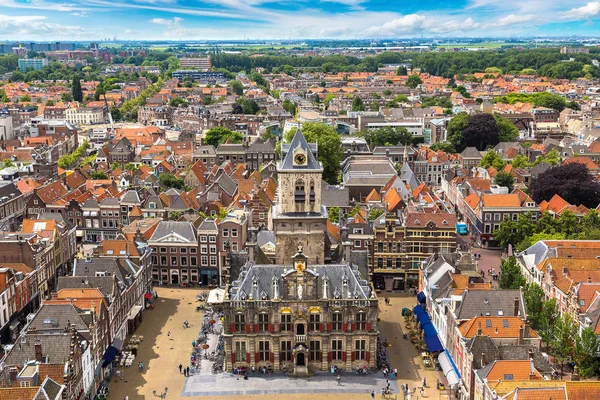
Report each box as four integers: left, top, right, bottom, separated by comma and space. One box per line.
229, 323, 235, 333
319, 323, 324, 332
342, 323, 347, 332
231, 353, 236, 364
351, 323, 356, 332
270, 352, 274, 363
327, 352, 332, 362
268, 324, 274, 333
246, 352, 250, 362
255, 352, 260, 363
254, 323, 259, 332
327, 323, 332, 332
366, 351, 370, 362
342, 352, 347, 361
351, 352, 356, 361
366, 322, 371, 332
245, 324, 250, 333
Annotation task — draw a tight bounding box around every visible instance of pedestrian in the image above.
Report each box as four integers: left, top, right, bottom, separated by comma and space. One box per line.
371, 390, 375, 399
386, 379, 390, 389
394, 368, 397, 375
381, 388, 385, 398
422, 377, 426, 387
168, 331, 171, 340
337, 375, 341, 385
179, 364, 182, 374
420, 387, 424, 396
187, 366, 190, 376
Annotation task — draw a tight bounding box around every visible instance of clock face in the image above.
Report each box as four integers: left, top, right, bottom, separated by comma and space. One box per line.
294, 153, 306, 165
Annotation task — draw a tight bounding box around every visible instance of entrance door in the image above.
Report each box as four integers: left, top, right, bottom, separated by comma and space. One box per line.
171, 273, 179, 285
296, 353, 305, 366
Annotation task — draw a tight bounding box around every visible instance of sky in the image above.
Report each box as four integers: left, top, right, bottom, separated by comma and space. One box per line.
2, 0, 600, 41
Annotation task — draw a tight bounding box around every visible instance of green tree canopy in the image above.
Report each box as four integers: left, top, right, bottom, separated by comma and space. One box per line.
159, 173, 184, 189
480, 150, 506, 170
169, 97, 189, 107
498, 257, 526, 289
71, 75, 83, 102
405, 74, 422, 89
351, 96, 365, 111
495, 171, 514, 192
204, 127, 244, 147
363, 126, 413, 147
230, 80, 244, 96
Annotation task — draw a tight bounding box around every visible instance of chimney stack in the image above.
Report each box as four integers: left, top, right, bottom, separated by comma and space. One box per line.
519, 325, 524, 345
481, 352, 487, 368
477, 322, 483, 336
34, 340, 42, 362
529, 358, 535, 377
514, 297, 520, 316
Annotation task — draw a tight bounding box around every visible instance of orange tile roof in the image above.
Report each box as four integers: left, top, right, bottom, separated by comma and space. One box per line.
564, 156, 600, 170
464, 193, 480, 210
383, 187, 401, 211
458, 316, 538, 339
365, 188, 381, 202
482, 193, 522, 208
507, 387, 567, 400
566, 381, 600, 400
485, 360, 542, 382
38, 363, 66, 384
0, 387, 38, 400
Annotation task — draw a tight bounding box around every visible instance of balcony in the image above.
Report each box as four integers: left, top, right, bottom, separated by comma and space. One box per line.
295, 334, 307, 343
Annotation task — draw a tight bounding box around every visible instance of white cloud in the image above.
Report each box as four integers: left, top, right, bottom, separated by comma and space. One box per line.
363, 14, 427, 35
70, 12, 90, 17
491, 14, 536, 27
150, 17, 183, 26
0, 14, 88, 38
562, 2, 600, 20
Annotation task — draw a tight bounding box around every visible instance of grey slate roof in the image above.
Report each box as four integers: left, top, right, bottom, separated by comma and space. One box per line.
230, 263, 371, 301
279, 128, 322, 171
498, 345, 554, 375
214, 173, 237, 196
4, 333, 73, 367
461, 147, 483, 158
321, 181, 349, 207
197, 219, 218, 234
121, 190, 141, 205
72, 258, 141, 285
149, 221, 197, 243
28, 304, 89, 333
454, 289, 525, 320
257, 230, 276, 248
38, 376, 64, 400
465, 335, 500, 369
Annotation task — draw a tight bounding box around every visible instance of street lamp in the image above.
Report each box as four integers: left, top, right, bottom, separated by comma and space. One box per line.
153, 387, 168, 399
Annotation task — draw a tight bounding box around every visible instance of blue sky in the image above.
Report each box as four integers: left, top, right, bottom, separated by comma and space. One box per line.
1, 0, 600, 40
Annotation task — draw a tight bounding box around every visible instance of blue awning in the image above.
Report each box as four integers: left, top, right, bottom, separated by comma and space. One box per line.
423, 323, 438, 338
424, 335, 444, 352
417, 291, 426, 304
417, 311, 431, 325
413, 304, 425, 315
101, 345, 119, 368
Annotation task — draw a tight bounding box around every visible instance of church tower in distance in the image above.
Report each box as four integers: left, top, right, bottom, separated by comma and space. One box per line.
271, 129, 327, 265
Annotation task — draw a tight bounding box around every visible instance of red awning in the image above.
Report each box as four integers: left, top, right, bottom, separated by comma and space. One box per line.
144, 293, 153, 300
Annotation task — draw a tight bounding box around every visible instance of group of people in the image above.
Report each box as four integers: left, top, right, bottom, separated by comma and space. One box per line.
382, 367, 397, 379
179, 363, 191, 377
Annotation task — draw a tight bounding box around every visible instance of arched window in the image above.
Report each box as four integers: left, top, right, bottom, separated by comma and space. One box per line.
295, 179, 305, 203
309, 180, 315, 204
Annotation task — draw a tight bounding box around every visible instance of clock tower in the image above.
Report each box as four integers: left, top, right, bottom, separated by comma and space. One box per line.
270, 129, 327, 264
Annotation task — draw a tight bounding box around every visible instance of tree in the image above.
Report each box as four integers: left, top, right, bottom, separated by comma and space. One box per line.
282, 99, 296, 116
430, 142, 456, 153
567, 100, 581, 111
524, 284, 546, 330
447, 113, 470, 152
71, 75, 83, 102
396, 66, 408, 75
328, 206, 341, 223
498, 257, 526, 289
300, 123, 343, 184
551, 314, 578, 377
240, 99, 260, 115
448, 113, 500, 152
45, 100, 54, 106
124, 163, 138, 171
405, 74, 422, 89
351, 96, 365, 111
169, 97, 189, 107
480, 150, 506, 170
20, 94, 31, 103
110, 106, 122, 121
368, 208, 385, 221
495, 115, 519, 142
61, 92, 73, 102
90, 171, 108, 179
159, 173, 184, 189
204, 127, 243, 147
574, 327, 600, 378
363, 126, 413, 146
511, 154, 530, 169
530, 163, 600, 209
232, 102, 243, 114
230, 80, 244, 96
495, 171, 514, 192
394, 94, 409, 103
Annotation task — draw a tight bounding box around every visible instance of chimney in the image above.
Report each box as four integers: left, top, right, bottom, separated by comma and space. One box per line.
34, 340, 42, 362
529, 358, 535, 378
519, 325, 524, 345
588, 277, 592, 283
477, 322, 483, 336
563, 266, 568, 276
481, 352, 487, 368
514, 297, 520, 316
